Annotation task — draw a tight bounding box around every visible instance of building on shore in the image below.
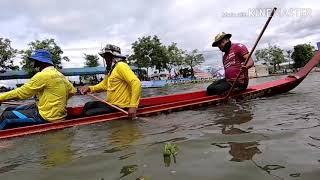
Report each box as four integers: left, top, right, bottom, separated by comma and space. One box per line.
248, 64, 269, 78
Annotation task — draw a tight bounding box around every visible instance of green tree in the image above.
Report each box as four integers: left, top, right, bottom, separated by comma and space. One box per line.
130, 35, 169, 74
254, 45, 285, 72
286, 50, 293, 69
183, 49, 205, 77
0, 38, 19, 71
129, 36, 152, 74
269, 45, 285, 71
21, 39, 69, 73
166, 43, 184, 73
151, 44, 169, 73
82, 54, 100, 84
255, 49, 268, 62
84, 54, 100, 67
291, 43, 315, 68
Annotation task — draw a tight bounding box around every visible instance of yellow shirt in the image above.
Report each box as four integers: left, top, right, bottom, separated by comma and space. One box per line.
89, 62, 141, 108
0, 67, 76, 121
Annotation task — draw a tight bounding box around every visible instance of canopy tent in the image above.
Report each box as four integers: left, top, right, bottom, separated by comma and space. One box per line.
0, 66, 138, 80
0, 70, 32, 80
0, 67, 106, 80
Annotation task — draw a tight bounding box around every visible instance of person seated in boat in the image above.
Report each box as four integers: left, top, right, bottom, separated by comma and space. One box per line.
207, 32, 254, 95
0, 49, 77, 130
79, 44, 142, 119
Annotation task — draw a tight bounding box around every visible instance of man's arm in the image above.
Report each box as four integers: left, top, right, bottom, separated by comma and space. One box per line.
116, 62, 142, 108
66, 79, 77, 97
80, 77, 108, 94
235, 43, 254, 70
0, 73, 45, 101
116, 62, 142, 118
243, 54, 254, 69
89, 77, 109, 93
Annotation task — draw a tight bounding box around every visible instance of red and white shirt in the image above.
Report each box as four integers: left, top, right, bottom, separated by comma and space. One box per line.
223, 43, 249, 85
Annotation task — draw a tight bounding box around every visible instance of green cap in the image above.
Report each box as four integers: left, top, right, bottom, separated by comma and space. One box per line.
212, 32, 232, 47
99, 44, 126, 59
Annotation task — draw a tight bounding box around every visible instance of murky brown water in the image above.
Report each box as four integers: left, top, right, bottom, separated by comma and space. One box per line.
0, 72, 319, 180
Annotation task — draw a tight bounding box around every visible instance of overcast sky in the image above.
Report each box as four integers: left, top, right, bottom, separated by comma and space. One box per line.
1, 0, 319, 68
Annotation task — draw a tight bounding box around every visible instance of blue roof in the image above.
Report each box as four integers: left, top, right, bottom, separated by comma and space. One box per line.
0, 66, 139, 80
0, 70, 32, 80
0, 67, 106, 80
62, 67, 106, 76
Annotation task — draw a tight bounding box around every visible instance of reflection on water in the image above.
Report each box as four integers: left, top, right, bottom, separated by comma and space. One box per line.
224, 128, 261, 162
39, 131, 75, 168
119, 152, 136, 160
0, 164, 21, 174
104, 120, 144, 153
213, 102, 262, 162
0, 140, 13, 149
120, 164, 138, 178
216, 102, 293, 179
214, 102, 253, 126
251, 161, 286, 180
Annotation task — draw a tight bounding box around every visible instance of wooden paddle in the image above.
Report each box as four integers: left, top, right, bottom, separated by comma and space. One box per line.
87, 93, 129, 115
224, 7, 277, 99
0, 101, 27, 106
87, 93, 157, 124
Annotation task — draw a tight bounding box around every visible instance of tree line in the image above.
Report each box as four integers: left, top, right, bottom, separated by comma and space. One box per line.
0, 36, 318, 76
0, 38, 69, 74
255, 43, 317, 72
0, 36, 205, 78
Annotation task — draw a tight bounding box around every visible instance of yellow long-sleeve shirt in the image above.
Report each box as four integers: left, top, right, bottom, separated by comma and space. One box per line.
0, 67, 77, 121
89, 62, 142, 108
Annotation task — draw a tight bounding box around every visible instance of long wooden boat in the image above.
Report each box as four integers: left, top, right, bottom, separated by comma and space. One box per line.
0, 52, 319, 139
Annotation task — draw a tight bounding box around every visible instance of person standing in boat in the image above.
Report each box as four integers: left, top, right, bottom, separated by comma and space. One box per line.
0, 49, 77, 130
207, 32, 254, 95
79, 44, 142, 119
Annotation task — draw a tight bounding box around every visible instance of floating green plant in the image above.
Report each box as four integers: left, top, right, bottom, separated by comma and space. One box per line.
163, 142, 179, 167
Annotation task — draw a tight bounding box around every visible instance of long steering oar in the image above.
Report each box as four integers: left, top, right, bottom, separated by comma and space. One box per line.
86, 93, 129, 115
224, 7, 277, 99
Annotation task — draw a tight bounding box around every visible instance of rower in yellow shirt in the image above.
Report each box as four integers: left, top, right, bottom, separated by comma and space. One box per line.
0, 49, 77, 130
80, 44, 142, 119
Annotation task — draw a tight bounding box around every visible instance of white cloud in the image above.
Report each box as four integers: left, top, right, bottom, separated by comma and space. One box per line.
0, 0, 319, 68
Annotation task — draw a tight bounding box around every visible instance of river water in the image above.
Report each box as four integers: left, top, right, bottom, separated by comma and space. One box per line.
0, 72, 319, 180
